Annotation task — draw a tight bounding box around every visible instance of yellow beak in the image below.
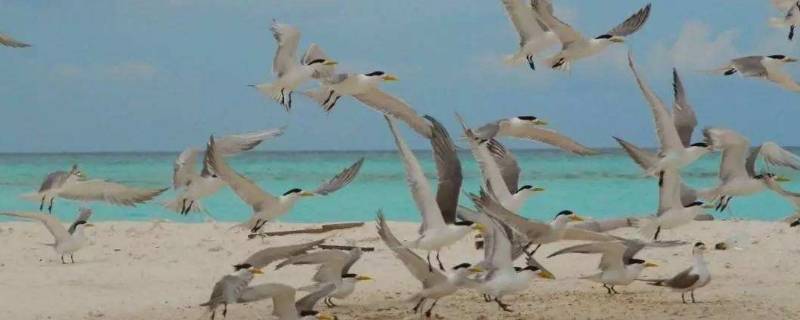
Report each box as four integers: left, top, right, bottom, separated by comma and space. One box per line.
300, 191, 316, 197
356, 275, 373, 281
250, 268, 264, 275
317, 312, 335, 320
472, 223, 486, 233
569, 215, 585, 222
323, 60, 338, 66
776, 176, 791, 182
644, 262, 659, 268
468, 266, 485, 273
382, 74, 399, 81
533, 186, 546, 192
610, 36, 625, 43
538, 271, 555, 280
533, 119, 548, 126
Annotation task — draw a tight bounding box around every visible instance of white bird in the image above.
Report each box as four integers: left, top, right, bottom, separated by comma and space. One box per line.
548, 239, 676, 294
769, 0, 800, 40
701, 128, 798, 211
165, 128, 285, 215
385, 115, 483, 271
252, 21, 337, 111
470, 115, 599, 155
238, 239, 325, 270
201, 264, 264, 320
235, 283, 336, 320
0, 209, 94, 264
375, 212, 482, 318
499, 0, 560, 69
275, 247, 371, 308
21, 165, 167, 214
534, 2, 651, 70
712, 55, 800, 92
627, 52, 712, 176
304, 72, 432, 138
644, 242, 711, 304
0, 32, 31, 48
205, 136, 364, 235
468, 192, 554, 312
638, 168, 705, 241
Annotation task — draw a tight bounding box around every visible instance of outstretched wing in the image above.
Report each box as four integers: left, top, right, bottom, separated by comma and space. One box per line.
376, 212, 447, 288
241, 239, 324, 269
0, 33, 31, 48
311, 158, 364, 195
205, 136, 276, 210
672, 69, 697, 147
0, 212, 70, 243
271, 22, 301, 77
354, 88, 432, 138
59, 180, 166, 206
606, 4, 652, 37
427, 115, 462, 225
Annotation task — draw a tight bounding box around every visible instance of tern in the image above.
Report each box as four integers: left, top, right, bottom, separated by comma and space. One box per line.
238, 239, 325, 270
769, 0, 800, 40
470, 115, 599, 155
205, 135, 364, 235
639, 168, 705, 241
712, 54, 800, 92
385, 115, 483, 271
534, 2, 651, 70
375, 212, 482, 318
252, 21, 337, 111
701, 128, 798, 211
21, 164, 167, 214
236, 283, 336, 320
201, 264, 264, 320
276, 247, 372, 308
0, 32, 31, 48
499, 0, 560, 70
0, 209, 94, 264
166, 128, 285, 215
644, 242, 711, 303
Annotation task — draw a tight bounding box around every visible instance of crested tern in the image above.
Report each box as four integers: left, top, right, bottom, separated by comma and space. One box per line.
638, 168, 705, 240
236, 283, 336, 320
0, 32, 31, 48
0, 209, 94, 264
276, 247, 371, 307
201, 263, 264, 319
499, 0, 560, 70
712, 55, 800, 92
644, 242, 711, 303
769, 0, 800, 40
471, 116, 599, 155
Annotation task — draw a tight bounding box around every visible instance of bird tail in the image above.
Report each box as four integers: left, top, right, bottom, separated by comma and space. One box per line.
19, 192, 44, 203
302, 87, 339, 112
252, 83, 290, 111
639, 278, 668, 286
161, 197, 204, 214
635, 217, 660, 240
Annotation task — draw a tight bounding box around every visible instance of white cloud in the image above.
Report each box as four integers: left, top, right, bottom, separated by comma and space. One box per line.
646, 21, 739, 72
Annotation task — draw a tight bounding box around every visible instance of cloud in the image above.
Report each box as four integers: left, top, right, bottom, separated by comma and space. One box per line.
646, 21, 739, 72
51, 61, 159, 82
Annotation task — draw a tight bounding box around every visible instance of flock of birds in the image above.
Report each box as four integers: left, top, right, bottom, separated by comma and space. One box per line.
3, 1, 800, 319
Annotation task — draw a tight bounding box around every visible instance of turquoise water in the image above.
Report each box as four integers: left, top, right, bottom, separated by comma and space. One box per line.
0, 149, 796, 223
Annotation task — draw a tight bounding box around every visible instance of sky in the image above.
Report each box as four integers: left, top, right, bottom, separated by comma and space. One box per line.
0, 0, 798, 153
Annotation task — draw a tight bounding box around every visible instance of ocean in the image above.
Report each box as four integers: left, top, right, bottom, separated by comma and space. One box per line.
0, 149, 795, 223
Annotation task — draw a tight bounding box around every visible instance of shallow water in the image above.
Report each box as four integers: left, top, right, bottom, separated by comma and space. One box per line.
0, 149, 796, 223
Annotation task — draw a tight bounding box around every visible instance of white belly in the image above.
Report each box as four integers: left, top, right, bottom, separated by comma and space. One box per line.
409, 226, 470, 251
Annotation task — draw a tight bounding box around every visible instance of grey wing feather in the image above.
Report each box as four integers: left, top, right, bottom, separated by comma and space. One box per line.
58, 180, 167, 206
732, 56, 768, 77
664, 267, 700, 289
426, 115, 462, 225
614, 136, 659, 170
571, 217, 637, 233
760, 142, 800, 170
39, 171, 69, 192
375, 212, 447, 288
353, 89, 432, 138
295, 283, 336, 313
0, 33, 31, 48
68, 208, 93, 234
271, 22, 301, 77
745, 145, 762, 177
312, 158, 364, 195
242, 239, 325, 269
174, 148, 198, 188
0, 212, 70, 242
206, 136, 276, 208
530, 0, 554, 31
213, 128, 285, 156
341, 247, 363, 275
486, 139, 521, 192
672, 69, 697, 147
606, 4, 652, 37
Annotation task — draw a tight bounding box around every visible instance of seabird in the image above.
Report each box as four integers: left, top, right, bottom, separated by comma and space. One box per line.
769, 0, 800, 40
21, 164, 167, 214
534, 1, 651, 70
639, 168, 705, 240
499, 0, 560, 70
644, 242, 711, 303
470, 115, 599, 155
385, 115, 483, 271
235, 283, 336, 320
201, 263, 264, 320
712, 55, 800, 92
0, 209, 94, 264
252, 21, 337, 111
205, 135, 364, 235
238, 239, 325, 270
0, 32, 31, 48
700, 128, 797, 211
275, 247, 371, 308
375, 212, 482, 318
165, 128, 285, 215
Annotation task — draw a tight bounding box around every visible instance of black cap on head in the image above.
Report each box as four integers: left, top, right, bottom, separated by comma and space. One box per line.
454, 220, 475, 226
684, 201, 704, 208
307, 58, 326, 65
342, 273, 357, 278
768, 54, 787, 60
515, 265, 540, 272
690, 142, 709, 148
452, 263, 472, 270
282, 188, 303, 196
694, 242, 705, 247
365, 71, 385, 76
628, 258, 646, 265
595, 34, 613, 39
554, 210, 574, 218
300, 310, 319, 317
790, 219, 800, 227
233, 263, 253, 271
517, 116, 538, 121
517, 185, 533, 193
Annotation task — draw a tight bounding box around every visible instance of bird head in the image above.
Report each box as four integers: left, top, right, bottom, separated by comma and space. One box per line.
515, 265, 555, 279
515, 115, 548, 126
767, 54, 797, 63
693, 242, 707, 255
281, 188, 315, 199
554, 210, 584, 222
595, 34, 625, 43
364, 71, 398, 82
515, 185, 546, 196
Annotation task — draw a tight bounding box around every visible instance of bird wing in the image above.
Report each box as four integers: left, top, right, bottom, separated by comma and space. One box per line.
426, 115, 462, 225
242, 239, 324, 269
547, 241, 626, 271
664, 267, 700, 289
571, 217, 637, 233
614, 136, 659, 170
468, 192, 514, 270
0, 212, 70, 242
205, 136, 277, 210
212, 127, 285, 157
58, 180, 166, 206
773, 0, 797, 11
657, 169, 683, 214
354, 88, 432, 138
237, 283, 297, 318
628, 52, 684, 153
295, 283, 336, 313
605, 4, 652, 37
311, 158, 364, 195
731, 56, 769, 77
561, 227, 617, 242
341, 247, 363, 275
672, 69, 697, 147
0, 33, 31, 48
385, 116, 446, 233
68, 208, 93, 234
300, 43, 336, 79
38, 171, 70, 192
270, 22, 301, 77
486, 139, 521, 193
276, 250, 350, 284
376, 212, 447, 288
498, 121, 599, 155
704, 128, 750, 181
532, 0, 584, 46
760, 142, 800, 170
173, 148, 198, 189
501, 0, 546, 46
530, 0, 554, 32
456, 115, 513, 203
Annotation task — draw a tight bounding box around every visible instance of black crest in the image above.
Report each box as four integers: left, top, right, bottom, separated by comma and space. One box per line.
684, 201, 704, 208
365, 71, 385, 76
594, 34, 613, 39
690, 142, 709, 148
768, 54, 787, 60
454, 220, 475, 226
282, 188, 303, 196
517, 116, 538, 121
554, 210, 574, 218
452, 263, 472, 270
233, 263, 253, 271
516, 185, 533, 193
299, 310, 319, 317
514, 265, 540, 272
694, 242, 705, 247
307, 58, 326, 65
342, 273, 357, 278
628, 258, 646, 264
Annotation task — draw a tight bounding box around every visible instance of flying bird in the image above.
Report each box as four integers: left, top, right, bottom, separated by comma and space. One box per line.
471, 116, 599, 155
201, 263, 264, 320
0, 32, 31, 48
644, 242, 711, 303
769, 0, 800, 40
499, 0, 560, 70
0, 209, 94, 264
712, 55, 800, 92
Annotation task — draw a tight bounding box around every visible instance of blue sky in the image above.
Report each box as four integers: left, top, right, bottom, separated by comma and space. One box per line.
0, 0, 798, 152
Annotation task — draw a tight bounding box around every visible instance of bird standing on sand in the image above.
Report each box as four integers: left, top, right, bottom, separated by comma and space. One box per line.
276, 247, 372, 308
644, 242, 711, 303
0, 209, 94, 264
236, 283, 337, 320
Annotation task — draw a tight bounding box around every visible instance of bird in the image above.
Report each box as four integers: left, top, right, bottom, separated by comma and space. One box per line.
499, 0, 560, 70
711, 55, 800, 92
235, 283, 337, 320
700, 128, 798, 211
252, 21, 337, 111
534, 1, 651, 70
201, 263, 264, 320
165, 127, 285, 215
205, 135, 364, 235
638, 168, 705, 241
0, 209, 94, 264
469, 115, 599, 155
627, 52, 712, 176
385, 115, 483, 271
303, 72, 432, 138
21, 165, 167, 214
769, 0, 800, 40
547, 239, 680, 294
237, 239, 325, 270
468, 191, 554, 312
375, 212, 482, 318
644, 242, 711, 303
0, 32, 31, 48
275, 247, 371, 308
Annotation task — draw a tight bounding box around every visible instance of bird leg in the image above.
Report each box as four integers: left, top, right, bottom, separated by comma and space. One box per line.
658, 171, 664, 187
70, 254, 75, 264
48, 198, 54, 214
494, 298, 512, 312
691, 290, 696, 303
40, 195, 45, 211
610, 285, 620, 294
424, 300, 438, 318
526, 55, 535, 70
61, 255, 67, 264
529, 243, 542, 256
412, 298, 425, 313
181, 198, 187, 214
426, 252, 433, 272
210, 310, 216, 320
436, 251, 445, 271
552, 58, 565, 69
790, 25, 795, 41
653, 226, 662, 241
603, 284, 613, 295
222, 304, 228, 318
328, 95, 341, 111
681, 292, 686, 304
322, 90, 335, 111
185, 200, 195, 215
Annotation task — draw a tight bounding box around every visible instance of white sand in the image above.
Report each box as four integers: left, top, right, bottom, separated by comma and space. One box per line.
1, 219, 799, 320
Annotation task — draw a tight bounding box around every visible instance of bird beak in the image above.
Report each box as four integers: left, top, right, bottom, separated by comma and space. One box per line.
610, 36, 625, 43
250, 268, 264, 275
569, 215, 585, 222
472, 223, 487, 233
323, 60, 338, 66
300, 191, 316, 197
776, 176, 791, 182
316, 312, 335, 320
468, 267, 484, 273
382, 74, 399, 81
786, 57, 798, 62
538, 271, 555, 279
356, 275, 373, 281
644, 262, 659, 268
84, 223, 95, 227
533, 187, 546, 192
533, 119, 548, 126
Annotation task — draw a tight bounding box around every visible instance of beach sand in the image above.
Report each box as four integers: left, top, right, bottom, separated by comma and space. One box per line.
1, 219, 799, 320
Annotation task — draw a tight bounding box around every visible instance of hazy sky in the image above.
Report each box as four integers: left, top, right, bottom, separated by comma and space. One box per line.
1, 0, 798, 152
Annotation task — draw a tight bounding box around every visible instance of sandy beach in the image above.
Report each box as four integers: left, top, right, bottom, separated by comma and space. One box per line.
1, 219, 799, 320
